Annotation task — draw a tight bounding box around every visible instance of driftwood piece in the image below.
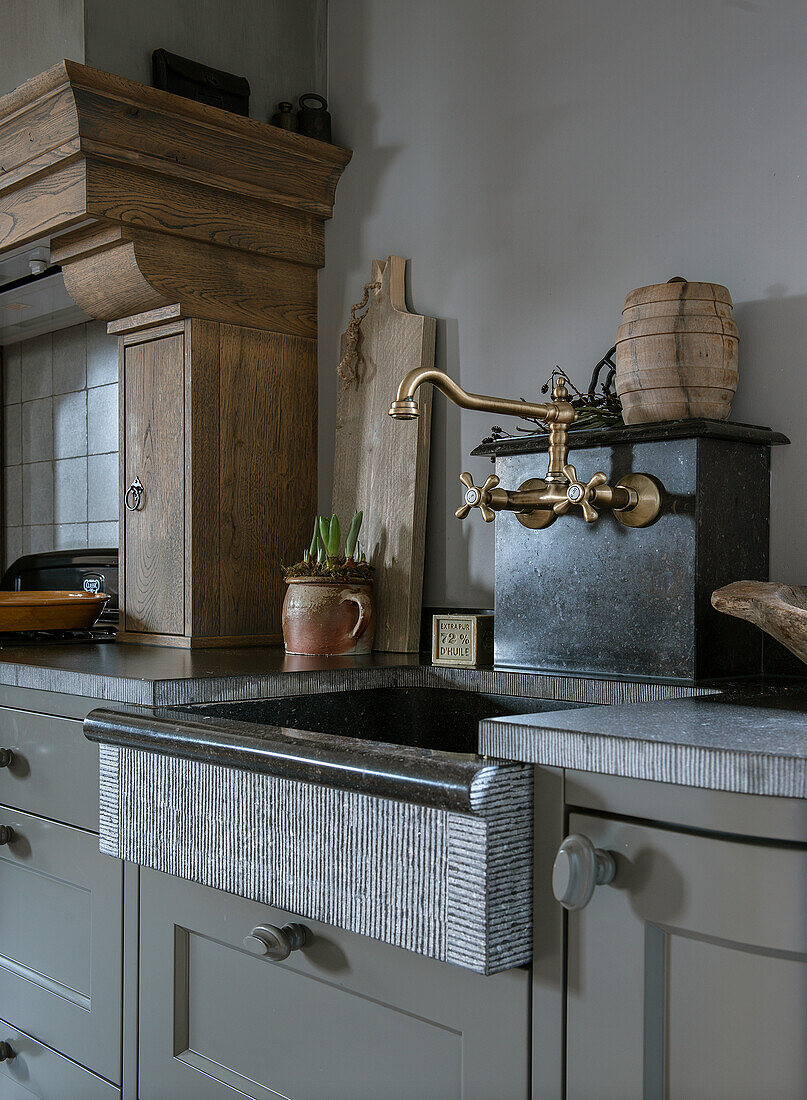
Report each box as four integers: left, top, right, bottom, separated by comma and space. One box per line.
333, 256, 435, 652
711, 581, 807, 665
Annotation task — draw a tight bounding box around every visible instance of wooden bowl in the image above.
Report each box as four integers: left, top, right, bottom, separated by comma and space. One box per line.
0, 591, 110, 632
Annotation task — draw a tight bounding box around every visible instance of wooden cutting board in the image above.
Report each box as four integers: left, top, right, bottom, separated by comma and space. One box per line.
333, 256, 435, 652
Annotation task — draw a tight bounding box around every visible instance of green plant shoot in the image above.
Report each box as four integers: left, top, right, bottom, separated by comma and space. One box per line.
307, 520, 320, 562
282, 510, 373, 580
344, 511, 363, 559
318, 514, 340, 558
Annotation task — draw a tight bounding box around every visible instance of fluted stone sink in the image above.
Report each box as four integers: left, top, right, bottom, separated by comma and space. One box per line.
88, 686, 592, 973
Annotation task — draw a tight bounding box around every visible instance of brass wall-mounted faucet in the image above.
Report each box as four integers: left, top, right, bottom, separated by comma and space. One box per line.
389, 369, 662, 530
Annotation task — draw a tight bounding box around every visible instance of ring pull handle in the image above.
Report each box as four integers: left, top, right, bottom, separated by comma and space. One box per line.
124, 477, 144, 512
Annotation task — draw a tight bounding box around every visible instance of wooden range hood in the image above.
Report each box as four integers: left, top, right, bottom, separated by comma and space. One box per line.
0, 62, 351, 647
0, 60, 350, 330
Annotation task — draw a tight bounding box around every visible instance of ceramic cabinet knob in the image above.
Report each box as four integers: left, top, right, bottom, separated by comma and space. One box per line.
552, 833, 616, 910
0, 826, 14, 846
243, 922, 308, 961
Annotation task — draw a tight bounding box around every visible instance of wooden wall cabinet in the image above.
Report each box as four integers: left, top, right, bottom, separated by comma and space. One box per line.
116, 317, 317, 647
0, 61, 350, 645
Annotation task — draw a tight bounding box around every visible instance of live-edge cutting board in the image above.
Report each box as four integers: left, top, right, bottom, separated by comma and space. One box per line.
333, 256, 435, 652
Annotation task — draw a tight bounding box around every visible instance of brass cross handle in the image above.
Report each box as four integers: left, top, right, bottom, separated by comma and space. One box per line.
553, 464, 608, 523
456, 472, 499, 523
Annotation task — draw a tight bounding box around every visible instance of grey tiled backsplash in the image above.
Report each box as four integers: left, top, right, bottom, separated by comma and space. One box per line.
2, 322, 119, 569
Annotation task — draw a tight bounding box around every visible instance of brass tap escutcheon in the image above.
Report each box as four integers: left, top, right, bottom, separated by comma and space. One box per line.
389, 370, 663, 530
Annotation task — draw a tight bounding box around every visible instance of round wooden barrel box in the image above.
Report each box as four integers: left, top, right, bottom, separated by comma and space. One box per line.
614, 278, 739, 424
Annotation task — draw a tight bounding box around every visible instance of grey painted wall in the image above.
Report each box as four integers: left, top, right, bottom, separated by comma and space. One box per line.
0, 1, 326, 124
320, 1, 807, 607
0, 1, 85, 96
84, 0, 326, 122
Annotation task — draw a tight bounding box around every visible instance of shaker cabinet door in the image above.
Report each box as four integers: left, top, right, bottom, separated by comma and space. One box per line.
122, 331, 185, 637
565, 813, 807, 1100
139, 869, 529, 1100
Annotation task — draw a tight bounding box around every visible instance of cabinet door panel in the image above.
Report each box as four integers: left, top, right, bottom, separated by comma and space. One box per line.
0, 806, 122, 1083
566, 813, 807, 1100
123, 333, 185, 635
139, 869, 529, 1100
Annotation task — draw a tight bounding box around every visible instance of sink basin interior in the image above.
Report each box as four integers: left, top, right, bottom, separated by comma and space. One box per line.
180, 687, 590, 755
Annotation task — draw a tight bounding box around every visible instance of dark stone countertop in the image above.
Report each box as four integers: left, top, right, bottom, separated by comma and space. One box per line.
0, 641, 711, 705
480, 686, 807, 798
0, 642, 426, 705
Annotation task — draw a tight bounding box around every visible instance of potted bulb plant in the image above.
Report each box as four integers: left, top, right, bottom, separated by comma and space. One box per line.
282, 510, 375, 655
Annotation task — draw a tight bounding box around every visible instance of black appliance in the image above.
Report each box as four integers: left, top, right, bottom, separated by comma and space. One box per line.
0, 548, 119, 643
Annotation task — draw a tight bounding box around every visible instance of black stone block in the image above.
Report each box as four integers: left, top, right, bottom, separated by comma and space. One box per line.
472, 421, 787, 682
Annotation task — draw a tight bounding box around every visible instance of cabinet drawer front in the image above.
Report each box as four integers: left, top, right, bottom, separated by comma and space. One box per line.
0, 707, 98, 831
99, 745, 533, 973
139, 868, 529, 1100
0, 1018, 119, 1100
0, 806, 122, 1083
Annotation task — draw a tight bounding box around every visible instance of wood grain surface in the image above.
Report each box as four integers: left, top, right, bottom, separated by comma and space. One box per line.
184, 320, 221, 640
0, 60, 350, 325
712, 581, 807, 666
58, 225, 318, 335
122, 332, 186, 636
218, 325, 317, 638
333, 257, 435, 652
117, 317, 316, 647
615, 279, 739, 424
85, 160, 324, 266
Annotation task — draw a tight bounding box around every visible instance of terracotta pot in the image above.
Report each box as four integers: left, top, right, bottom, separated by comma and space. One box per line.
282, 578, 375, 655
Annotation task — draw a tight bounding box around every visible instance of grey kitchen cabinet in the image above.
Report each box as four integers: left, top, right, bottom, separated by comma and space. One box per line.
0, 686, 126, 1091
564, 811, 807, 1100
138, 867, 530, 1100
0, 1017, 119, 1100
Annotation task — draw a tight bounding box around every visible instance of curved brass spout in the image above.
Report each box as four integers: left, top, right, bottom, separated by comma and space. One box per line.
388, 367, 573, 425
387, 366, 663, 528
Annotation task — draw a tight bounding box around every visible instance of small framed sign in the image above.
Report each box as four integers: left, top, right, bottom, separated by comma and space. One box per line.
432, 613, 494, 668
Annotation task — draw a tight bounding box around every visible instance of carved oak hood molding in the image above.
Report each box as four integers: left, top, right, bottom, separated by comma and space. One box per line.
0, 61, 351, 333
